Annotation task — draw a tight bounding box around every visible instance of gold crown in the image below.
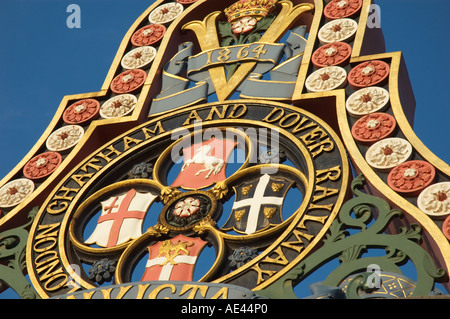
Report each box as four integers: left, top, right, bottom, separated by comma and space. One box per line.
224, 0, 278, 23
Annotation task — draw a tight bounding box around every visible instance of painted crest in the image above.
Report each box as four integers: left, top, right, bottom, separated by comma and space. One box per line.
171, 137, 237, 189
11, 0, 448, 301
149, 0, 312, 114
141, 235, 207, 281
223, 174, 293, 234
85, 189, 157, 248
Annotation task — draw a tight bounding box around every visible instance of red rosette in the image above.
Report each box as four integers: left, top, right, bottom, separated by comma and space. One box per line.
348, 60, 390, 89
110, 69, 147, 94
351, 112, 396, 143
63, 99, 100, 125
23, 152, 62, 180
312, 42, 352, 68
131, 24, 166, 47
387, 160, 436, 196
324, 0, 363, 20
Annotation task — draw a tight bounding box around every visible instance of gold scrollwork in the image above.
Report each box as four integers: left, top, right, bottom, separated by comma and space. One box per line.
160, 186, 182, 204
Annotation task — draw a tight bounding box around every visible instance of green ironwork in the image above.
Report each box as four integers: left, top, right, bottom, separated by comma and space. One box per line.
0, 207, 40, 299
256, 175, 447, 299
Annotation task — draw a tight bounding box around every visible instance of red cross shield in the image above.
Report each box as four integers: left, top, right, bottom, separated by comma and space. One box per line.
140, 235, 207, 282
85, 189, 157, 248
171, 137, 237, 189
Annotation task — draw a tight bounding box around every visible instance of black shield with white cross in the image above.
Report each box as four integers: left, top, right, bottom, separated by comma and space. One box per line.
222, 174, 293, 235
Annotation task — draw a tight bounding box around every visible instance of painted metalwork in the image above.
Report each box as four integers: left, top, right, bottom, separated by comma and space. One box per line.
255, 175, 446, 298
0, 207, 39, 299
0, 0, 448, 300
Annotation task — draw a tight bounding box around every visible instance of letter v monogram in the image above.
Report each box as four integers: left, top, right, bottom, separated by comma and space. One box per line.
182, 1, 314, 101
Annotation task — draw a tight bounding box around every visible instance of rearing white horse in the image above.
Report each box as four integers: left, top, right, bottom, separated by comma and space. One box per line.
181, 145, 224, 179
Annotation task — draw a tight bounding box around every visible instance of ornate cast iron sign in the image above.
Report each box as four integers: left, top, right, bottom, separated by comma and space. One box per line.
0, 0, 448, 300
26, 100, 349, 297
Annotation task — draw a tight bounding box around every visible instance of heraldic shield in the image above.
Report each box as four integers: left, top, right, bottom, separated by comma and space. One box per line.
85, 189, 158, 248
141, 235, 207, 282
223, 174, 293, 234
171, 137, 238, 190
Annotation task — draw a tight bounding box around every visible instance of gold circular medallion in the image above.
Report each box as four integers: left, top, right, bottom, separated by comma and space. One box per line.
27, 100, 349, 298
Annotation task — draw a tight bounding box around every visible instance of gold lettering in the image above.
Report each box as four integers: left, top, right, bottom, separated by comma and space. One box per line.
307, 203, 334, 211
33, 222, 68, 292
142, 121, 165, 140
53, 186, 79, 201
43, 272, 68, 292
217, 48, 231, 62
228, 104, 247, 119
36, 258, 62, 280
252, 44, 267, 59
237, 45, 250, 59
147, 284, 176, 299
278, 112, 301, 128
100, 288, 114, 299
251, 264, 277, 285
297, 214, 328, 229
291, 117, 316, 134
211, 287, 228, 299
202, 103, 247, 121
291, 123, 335, 157
35, 254, 66, 291
262, 107, 284, 123
34, 250, 59, 268
313, 185, 339, 202
80, 158, 103, 173
261, 107, 337, 158
280, 229, 314, 253
179, 284, 208, 299
123, 136, 143, 152
47, 201, 68, 215
307, 138, 334, 158
183, 110, 202, 125
136, 284, 151, 299
116, 285, 133, 299
34, 223, 60, 242
47, 187, 79, 215
205, 105, 228, 121
97, 286, 133, 299
204, 49, 213, 67
262, 109, 317, 135
96, 145, 122, 163
71, 173, 94, 187
33, 236, 58, 253
82, 291, 96, 299
316, 165, 342, 184
262, 246, 289, 266
298, 127, 328, 146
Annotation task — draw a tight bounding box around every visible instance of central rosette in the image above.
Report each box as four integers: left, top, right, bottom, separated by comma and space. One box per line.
162, 192, 216, 229
174, 197, 201, 218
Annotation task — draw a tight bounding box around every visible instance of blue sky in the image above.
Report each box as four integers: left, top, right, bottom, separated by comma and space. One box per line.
0, 0, 448, 298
